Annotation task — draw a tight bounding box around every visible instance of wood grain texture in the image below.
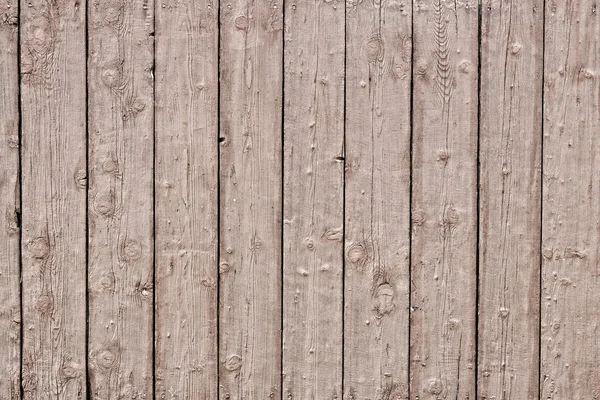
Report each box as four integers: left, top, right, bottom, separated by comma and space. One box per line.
0, 0, 20, 397
219, 0, 283, 398
344, 0, 411, 398
87, 0, 154, 397
154, 0, 219, 397
542, 0, 600, 397
411, 0, 478, 398
479, 1, 543, 399
282, 0, 344, 397
20, 0, 87, 397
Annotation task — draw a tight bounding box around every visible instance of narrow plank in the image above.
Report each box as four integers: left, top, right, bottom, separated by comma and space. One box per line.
219, 1, 283, 397
87, 0, 154, 397
344, 0, 412, 397
20, 0, 87, 397
0, 0, 20, 397
282, 0, 344, 397
478, 1, 543, 398
410, 0, 478, 398
154, 0, 218, 397
542, 0, 600, 397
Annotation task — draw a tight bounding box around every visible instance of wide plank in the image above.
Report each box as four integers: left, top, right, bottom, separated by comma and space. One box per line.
0, 0, 20, 397
478, 1, 543, 398
410, 0, 478, 398
344, 0, 412, 397
20, 0, 87, 397
282, 0, 345, 397
542, 0, 600, 397
219, 1, 283, 398
154, 0, 219, 397
87, 0, 155, 397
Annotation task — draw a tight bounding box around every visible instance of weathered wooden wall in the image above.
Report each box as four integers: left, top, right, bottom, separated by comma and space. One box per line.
1, 0, 599, 398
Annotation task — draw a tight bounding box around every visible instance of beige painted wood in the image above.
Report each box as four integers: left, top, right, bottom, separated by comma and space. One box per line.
282, 0, 344, 397
154, 0, 219, 397
479, 1, 543, 398
344, 0, 411, 397
411, 0, 478, 398
20, 0, 87, 397
87, 0, 154, 397
542, 0, 600, 397
219, 1, 283, 398
0, 0, 20, 397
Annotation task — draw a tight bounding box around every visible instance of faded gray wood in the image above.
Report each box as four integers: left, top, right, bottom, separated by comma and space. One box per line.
344, 0, 411, 398
20, 0, 87, 397
542, 0, 600, 397
87, 0, 154, 397
411, 0, 478, 398
282, 0, 344, 397
218, 1, 283, 398
0, 0, 20, 397
154, 0, 219, 397
479, 1, 543, 398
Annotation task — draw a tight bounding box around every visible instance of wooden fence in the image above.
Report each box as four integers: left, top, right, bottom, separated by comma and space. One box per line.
0, 0, 598, 398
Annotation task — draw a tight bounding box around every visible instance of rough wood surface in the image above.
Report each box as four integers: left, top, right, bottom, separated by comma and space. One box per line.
7, 1, 600, 396
87, 0, 155, 397
154, 0, 219, 397
20, 0, 87, 397
411, 1, 478, 398
282, 0, 344, 397
0, 0, 20, 397
344, 0, 412, 398
218, 0, 283, 398
542, 0, 600, 397
479, 1, 543, 399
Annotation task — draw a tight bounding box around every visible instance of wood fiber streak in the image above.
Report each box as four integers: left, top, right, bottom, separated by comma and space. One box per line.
20, 0, 87, 398
344, 0, 411, 398
411, 0, 478, 398
87, 0, 154, 397
154, 0, 219, 397
0, 0, 20, 397
282, 0, 344, 397
479, 1, 543, 399
542, 0, 600, 398
218, 0, 283, 398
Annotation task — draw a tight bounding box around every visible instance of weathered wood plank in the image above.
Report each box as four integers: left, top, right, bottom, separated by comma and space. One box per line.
282, 0, 344, 397
219, 1, 283, 398
87, 0, 154, 397
344, 0, 411, 397
478, 1, 543, 398
154, 0, 219, 397
542, 0, 600, 397
0, 0, 20, 397
410, 0, 478, 398
20, 0, 87, 397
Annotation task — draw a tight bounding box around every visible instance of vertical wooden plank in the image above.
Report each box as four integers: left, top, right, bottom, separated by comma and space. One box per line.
87, 0, 154, 397
282, 0, 344, 397
478, 1, 543, 398
154, 0, 218, 397
219, 0, 283, 398
20, 0, 87, 397
344, 0, 411, 397
0, 0, 20, 397
411, 0, 478, 398
542, 0, 600, 397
